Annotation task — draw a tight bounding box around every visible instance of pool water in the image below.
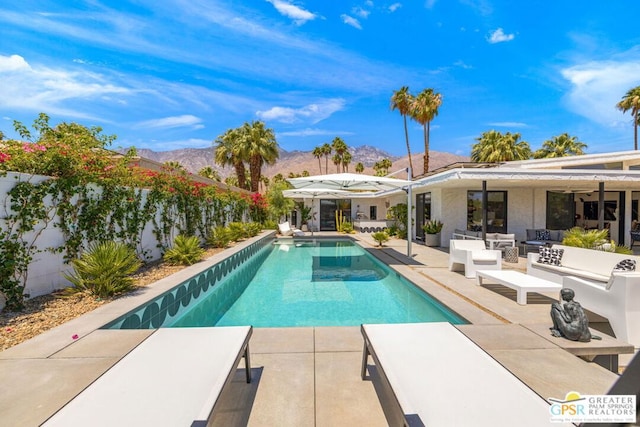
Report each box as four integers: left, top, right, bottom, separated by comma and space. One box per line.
174, 239, 464, 327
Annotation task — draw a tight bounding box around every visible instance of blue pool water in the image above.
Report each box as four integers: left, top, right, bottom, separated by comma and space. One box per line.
105, 238, 465, 329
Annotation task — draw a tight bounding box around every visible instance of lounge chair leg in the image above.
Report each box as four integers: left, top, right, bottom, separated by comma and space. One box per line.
361, 341, 369, 380
244, 344, 252, 383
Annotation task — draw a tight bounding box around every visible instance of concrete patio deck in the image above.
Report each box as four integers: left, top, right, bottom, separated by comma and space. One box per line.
0, 232, 636, 426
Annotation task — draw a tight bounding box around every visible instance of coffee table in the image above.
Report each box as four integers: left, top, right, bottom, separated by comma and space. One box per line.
476, 270, 562, 305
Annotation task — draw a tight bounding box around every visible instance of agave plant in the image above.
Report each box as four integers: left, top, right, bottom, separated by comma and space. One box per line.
64, 241, 141, 297
163, 235, 205, 265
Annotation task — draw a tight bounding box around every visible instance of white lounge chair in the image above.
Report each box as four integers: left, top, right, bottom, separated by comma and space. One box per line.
278, 221, 305, 236
448, 239, 501, 278
361, 323, 573, 427
43, 326, 252, 427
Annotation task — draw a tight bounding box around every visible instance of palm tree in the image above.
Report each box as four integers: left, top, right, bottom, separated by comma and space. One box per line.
321, 143, 332, 175
198, 166, 221, 181
260, 175, 270, 192
355, 162, 364, 173
411, 88, 442, 175
373, 158, 392, 176
242, 121, 279, 193
391, 86, 415, 173
471, 130, 531, 162
214, 128, 248, 189
332, 153, 341, 173
331, 137, 348, 171
312, 146, 324, 174
533, 133, 587, 159
616, 86, 640, 150
341, 151, 352, 172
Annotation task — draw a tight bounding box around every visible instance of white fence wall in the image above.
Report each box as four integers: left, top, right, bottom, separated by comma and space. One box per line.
1, 172, 185, 298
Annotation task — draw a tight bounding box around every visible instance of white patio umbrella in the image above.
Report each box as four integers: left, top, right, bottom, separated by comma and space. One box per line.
286, 172, 414, 255
282, 188, 367, 236
288, 172, 411, 191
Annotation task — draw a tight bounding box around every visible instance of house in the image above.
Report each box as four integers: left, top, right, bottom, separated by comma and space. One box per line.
287, 151, 640, 248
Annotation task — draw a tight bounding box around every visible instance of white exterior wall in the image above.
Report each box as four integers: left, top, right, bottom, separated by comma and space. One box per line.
0, 172, 202, 298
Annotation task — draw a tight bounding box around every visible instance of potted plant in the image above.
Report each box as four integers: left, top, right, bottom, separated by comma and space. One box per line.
422, 220, 443, 247
296, 202, 313, 231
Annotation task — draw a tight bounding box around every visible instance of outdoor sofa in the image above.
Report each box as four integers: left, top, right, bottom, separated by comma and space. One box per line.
43, 326, 253, 426
527, 244, 640, 348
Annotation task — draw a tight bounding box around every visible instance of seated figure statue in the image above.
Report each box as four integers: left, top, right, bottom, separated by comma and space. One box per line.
550, 288, 592, 342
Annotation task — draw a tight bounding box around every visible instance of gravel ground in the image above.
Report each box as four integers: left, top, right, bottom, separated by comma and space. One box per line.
0, 247, 224, 351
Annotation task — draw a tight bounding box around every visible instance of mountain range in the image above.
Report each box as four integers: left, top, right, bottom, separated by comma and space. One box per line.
131, 145, 470, 179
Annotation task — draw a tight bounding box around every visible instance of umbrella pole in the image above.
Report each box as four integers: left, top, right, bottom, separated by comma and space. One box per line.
407, 167, 412, 257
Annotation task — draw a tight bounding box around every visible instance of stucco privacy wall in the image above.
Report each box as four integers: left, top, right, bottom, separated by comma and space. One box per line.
1, 172, 170, 298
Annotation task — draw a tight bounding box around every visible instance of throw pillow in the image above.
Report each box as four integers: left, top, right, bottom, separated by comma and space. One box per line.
537, 247, 564, 266
613, 259, 636, 272
535, 229, 551, 241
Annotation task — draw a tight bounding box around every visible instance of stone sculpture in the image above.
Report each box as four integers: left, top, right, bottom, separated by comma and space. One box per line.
550, 288, 592, 342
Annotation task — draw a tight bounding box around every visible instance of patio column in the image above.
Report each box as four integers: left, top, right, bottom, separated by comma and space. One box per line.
482, 180, 487, 240
598, 182, 605, 230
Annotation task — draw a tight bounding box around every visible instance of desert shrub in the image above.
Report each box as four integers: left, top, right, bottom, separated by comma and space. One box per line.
339, 221, 355, 234
246, 222, 263, 237
63, 241, 141, 297
372, 231, 389, 247
561, 227, 633, 254
163, 235, 205, 266
262, 219, 278, 231
207, 226, 231, 248
227, 222, 246, 241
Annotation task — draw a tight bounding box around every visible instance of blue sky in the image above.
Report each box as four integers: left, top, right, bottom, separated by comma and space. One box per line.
1, 1, 640, 157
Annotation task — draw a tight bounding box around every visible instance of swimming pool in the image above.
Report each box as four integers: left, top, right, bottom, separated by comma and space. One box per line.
104, 237, 465, 329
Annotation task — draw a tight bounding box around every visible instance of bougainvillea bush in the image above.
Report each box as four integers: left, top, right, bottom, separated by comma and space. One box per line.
0, 114, 256, 310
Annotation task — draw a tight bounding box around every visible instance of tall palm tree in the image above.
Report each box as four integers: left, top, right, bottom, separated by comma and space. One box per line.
355, 162, 364, 173
321, 143, 332, 175
242, 121, 279, 193
391, 86, 415, 172
411, 88, 442, 175
471, 130, 531, 162
312, 146, 324, 174
331, 137, 348, 172
533, 133, 587, 159
332, 153, 342, 173
341, 151, 352, 172
616, 86, 640, 150
214, 128, 248, 189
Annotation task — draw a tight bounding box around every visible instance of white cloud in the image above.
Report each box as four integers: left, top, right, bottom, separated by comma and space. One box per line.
256, 98, 346, 124
0, 54, 30, 71
266, 0, 317, 25
0, 54, 131, 119
389, 3, 402, 12
279, 128, 354, 137
561, 59, 640, 127
136, 115, 204, 129
487, 28, 515, 44
487, 122, 528, 128
341, 14, 362, 30
423, 0, 435, 9
352, 7, 370, 19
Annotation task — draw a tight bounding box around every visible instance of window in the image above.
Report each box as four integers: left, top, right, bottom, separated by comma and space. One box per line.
369, 206, 377, 220
467, 191, 507, 233
546, 192, 574, 230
